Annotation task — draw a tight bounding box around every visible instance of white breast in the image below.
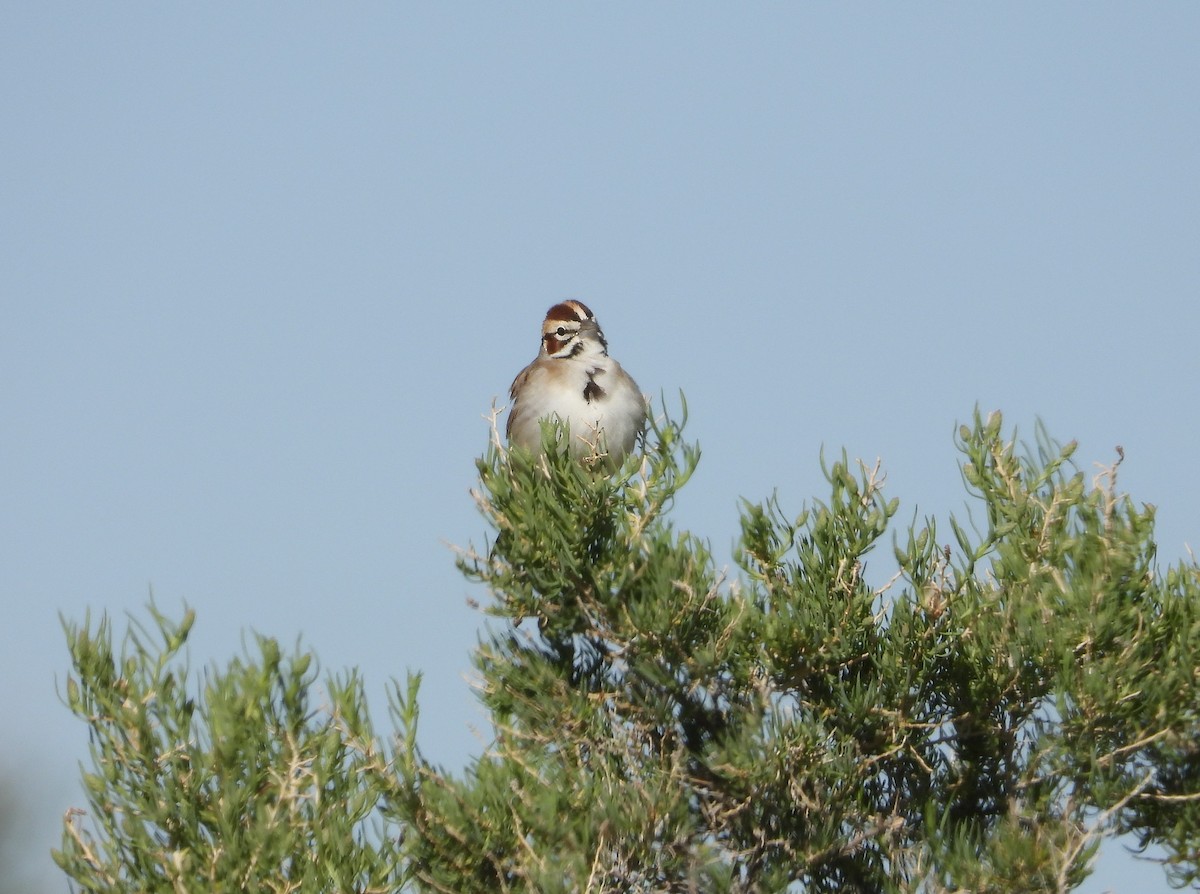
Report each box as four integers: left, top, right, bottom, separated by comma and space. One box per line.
508, 357, 646, 459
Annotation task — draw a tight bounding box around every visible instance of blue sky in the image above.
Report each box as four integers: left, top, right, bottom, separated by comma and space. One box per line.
3, 5, 1198, 891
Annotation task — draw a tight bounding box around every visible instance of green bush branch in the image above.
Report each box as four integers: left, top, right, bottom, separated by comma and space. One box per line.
57, 404, 1200, 893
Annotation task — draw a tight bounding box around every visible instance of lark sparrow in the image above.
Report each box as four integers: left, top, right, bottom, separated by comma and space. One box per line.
506, 300, 646, 462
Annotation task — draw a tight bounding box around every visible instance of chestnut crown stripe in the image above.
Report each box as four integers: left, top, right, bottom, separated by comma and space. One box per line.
545, 300, 593, 323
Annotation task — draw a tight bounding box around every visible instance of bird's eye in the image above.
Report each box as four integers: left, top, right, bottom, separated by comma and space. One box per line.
556, 327, 568, 337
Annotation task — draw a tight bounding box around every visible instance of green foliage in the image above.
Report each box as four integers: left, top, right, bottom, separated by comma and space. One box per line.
56, 606, 402, 893
58, 405, 1200, 893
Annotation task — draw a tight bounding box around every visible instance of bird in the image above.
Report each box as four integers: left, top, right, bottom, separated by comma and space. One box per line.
506, 300, 646, 463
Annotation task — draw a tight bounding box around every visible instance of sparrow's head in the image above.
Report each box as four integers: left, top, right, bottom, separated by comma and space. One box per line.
538, 300, 608, 359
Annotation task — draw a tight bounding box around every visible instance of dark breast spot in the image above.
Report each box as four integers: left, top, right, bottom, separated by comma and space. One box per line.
583, 368, 606, 403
